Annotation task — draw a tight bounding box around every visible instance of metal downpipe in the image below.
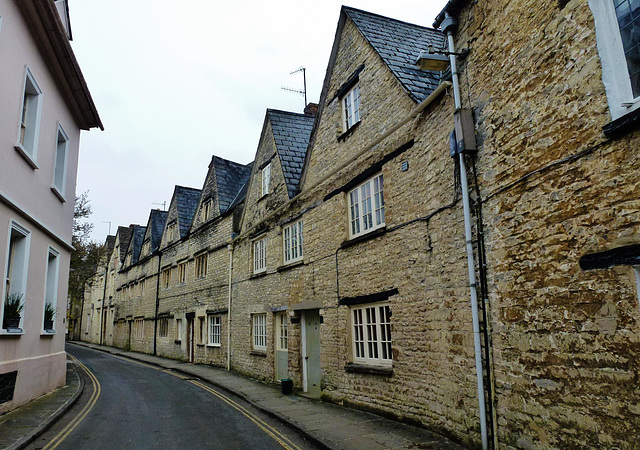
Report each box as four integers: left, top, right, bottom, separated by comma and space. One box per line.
447, 28, 489, 449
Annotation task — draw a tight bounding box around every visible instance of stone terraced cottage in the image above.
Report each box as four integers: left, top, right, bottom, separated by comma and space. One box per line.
82, 3, 640, 448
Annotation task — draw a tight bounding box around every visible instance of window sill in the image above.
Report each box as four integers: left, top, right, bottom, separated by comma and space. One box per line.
206, 343, 221, 348
0, 328, 24, 336
196, 343, 205, 347
250, 350, 267, 357
250, 271, 268, 279
41, 330, 56, 336
14, 144, 39, 169
276, 259, 304, 272
603, 107, 640, 138
344, 362, 393, 377
341, 226, 386, 249
174, 339, 181, 344
337, 121, 361, 142
50, 185, 66, 203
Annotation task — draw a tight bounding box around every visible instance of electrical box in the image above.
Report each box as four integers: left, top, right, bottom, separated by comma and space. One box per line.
454, 109, 476, 153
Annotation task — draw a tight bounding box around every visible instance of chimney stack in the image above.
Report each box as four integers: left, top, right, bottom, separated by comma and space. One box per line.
304, 103, 318, 117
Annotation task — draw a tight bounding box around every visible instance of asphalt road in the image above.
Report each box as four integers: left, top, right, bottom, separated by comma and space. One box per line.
27, 344, 318, 450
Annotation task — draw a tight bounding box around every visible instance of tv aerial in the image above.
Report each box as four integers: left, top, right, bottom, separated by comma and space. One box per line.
282, 66, 307, 108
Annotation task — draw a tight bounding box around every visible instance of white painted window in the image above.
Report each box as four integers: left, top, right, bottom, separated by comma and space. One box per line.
261, 163, 271, 196
43, 248, 60, 331
348, 173, 385, 238
276, 312, 288, 351
208, 315, 221, 346
252, 313, 267, 350
342, 84, 360, 131
589, 0, 640, 119
2, 222, 31, 331
634, 265, 640, 311
15, 68, 43, 165
253, 236, 267, 274
176, 318, 183, 341
283, 220, 303, 264
195, 253, 207, 279
351, 302, 392, 367
52, 124, 69, 200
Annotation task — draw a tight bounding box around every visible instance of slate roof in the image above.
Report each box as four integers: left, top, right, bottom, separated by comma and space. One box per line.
115, 226, 133, 263
128, 225, 147, 265
174, 186, 202, 239
228, 173, 252, 212
148, 209, 168, 252
212, 156, 253, 214
104, 235, 116, 264
343, 6, 446, 103
268, 109, 314, 199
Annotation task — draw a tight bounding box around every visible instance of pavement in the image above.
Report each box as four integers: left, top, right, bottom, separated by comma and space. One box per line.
0, 358, 83, 450
0, 341, 466, 450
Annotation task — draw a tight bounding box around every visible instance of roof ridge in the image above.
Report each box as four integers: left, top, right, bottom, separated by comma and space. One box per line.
342, 5, 441, 33
266, 108, 314, 118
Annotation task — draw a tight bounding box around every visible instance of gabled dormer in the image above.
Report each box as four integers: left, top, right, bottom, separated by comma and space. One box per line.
121, 225, 147, 270
240, 109, 314, 231
160, 186, 201, 249
109, 226, 134, 274
139, 209, 168, 260
191, 156, 252, 232
300, 6, 446, 188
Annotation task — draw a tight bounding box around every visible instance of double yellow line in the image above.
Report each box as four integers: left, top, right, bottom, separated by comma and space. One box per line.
188, 379, 302, 450
43, 354, 101, 449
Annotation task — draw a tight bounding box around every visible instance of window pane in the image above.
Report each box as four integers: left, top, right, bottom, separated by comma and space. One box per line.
361, 182, 373, 230
365, 307, 378, 359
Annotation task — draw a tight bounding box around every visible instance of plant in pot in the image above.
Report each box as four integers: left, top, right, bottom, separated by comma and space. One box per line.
3, 292, 24, 330
44, 301, 57, 331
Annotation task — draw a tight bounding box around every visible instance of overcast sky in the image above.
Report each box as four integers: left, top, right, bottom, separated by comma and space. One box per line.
69, 0, 449, 242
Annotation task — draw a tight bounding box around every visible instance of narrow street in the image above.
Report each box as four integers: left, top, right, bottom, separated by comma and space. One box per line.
26, 344, 318, 450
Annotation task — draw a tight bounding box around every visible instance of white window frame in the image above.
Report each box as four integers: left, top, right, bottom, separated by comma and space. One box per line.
252, 313, 267, 351
261, 163, 271, 196
195, 253, 207, 279
15, 67, 43, 167
351, 302, 392, 367
342, 83, 360, 132
283, 220, 304, 264
634, 265, 640, 312
167, 222, 177, 241
43, 247, 60, 332
2, 221, 31, 332
348, 173, 385, 238
208, 315, 221, 346
176, 318, 183, 341
589, 0, 640, 120
276, 312, 288, 351
51, 124, 69, 201
253, 236, 267, 274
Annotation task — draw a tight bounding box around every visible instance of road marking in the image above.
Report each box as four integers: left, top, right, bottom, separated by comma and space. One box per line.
43, 354, 101, 450
188, 379, 302, 450
71, 348, 302, 450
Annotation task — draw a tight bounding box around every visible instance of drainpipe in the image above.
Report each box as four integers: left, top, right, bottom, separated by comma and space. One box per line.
99, 266, 108, 345
443, 14, 489, 450
153, 251, 162, 356
226, 243, 234, 371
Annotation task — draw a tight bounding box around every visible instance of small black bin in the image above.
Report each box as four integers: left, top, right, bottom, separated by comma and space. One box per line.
281, 378, 293, 395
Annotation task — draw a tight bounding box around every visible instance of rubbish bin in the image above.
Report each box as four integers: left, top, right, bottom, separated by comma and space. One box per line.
281, 378, 293, 395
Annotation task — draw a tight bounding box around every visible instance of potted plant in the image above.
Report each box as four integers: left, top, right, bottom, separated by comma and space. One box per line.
3, 292, 24, 330
44, 301, 57, 331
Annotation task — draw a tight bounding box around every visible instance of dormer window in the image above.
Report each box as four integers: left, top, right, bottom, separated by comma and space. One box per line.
201, 199, 212, 222
261, 163, 271, 196
342, 84, 360, 132
142, 240, 150, 256
167, 222, 177, 241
